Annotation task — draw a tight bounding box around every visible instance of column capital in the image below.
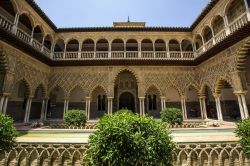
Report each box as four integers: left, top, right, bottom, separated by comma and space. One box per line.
234, 91, 247, 96
213, 93, 221, 98
180, 95, 186, 100
27, 95, 34, 99
0, 93, 11, 96
160, 96, 166, 100
198, 95, 206, 99
138, 97, 145, 100
107, 97, 114, 100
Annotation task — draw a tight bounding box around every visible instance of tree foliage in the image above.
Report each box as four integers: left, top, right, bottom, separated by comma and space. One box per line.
160, 108, 183, 125
235, 118, 250, 156
0, 113, 17, 153
84, 110, 175, 166
64, 109, 87, 127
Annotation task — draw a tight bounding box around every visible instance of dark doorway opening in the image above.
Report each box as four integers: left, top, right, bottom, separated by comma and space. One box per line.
119, 92, 135, 112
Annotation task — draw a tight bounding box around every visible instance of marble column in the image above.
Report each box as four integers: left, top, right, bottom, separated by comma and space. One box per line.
85, 97, 91, 120
63, 99, 69, 119
199, 96, 207, 120
236, 93, 249, 119
0, 95, 5, 113
160, 97, 166, 110
214, 95, 223, 121
181, 96, 187, 120
236, 94, 245, 120
139, 97, 145, 116
240, 94, 249, 119
2, 96, 9, 115
24, 97, 33, 123
43, 99, 49, 120
107, 97, 113, 115
40, 99, 45, 121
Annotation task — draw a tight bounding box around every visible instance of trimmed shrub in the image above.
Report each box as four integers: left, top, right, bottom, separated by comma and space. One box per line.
161, 108, 183, 125
64, 110, 87, 127
84, 110, 175, 166
0, 113, 17, 153
235, 118, 250, 156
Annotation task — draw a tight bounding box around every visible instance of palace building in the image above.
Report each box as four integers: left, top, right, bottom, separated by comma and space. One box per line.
0, 0, 250, 123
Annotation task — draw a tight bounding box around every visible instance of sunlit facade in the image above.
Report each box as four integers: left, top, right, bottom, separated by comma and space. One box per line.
0, 0, 249, 123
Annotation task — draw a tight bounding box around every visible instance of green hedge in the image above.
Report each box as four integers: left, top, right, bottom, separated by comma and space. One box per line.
235, 118, 250, 156
84, 110, 175, 166
160, 108, 183, 125
64, 110, 87, 127
0, 113, 17, 153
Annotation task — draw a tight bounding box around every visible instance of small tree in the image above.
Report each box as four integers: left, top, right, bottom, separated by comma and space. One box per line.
161, 108, 183, 125
84, 110, 175, 166
0, 113, 17, 153
64, 109, 87, 127
235, 118, 250, 156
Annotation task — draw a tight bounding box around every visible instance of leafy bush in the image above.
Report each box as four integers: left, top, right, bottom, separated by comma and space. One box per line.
64, 110, 87, 127
84, 110, 175, 166
161, 108, 183, 125
235, 118, 250, 156
0, 113, 17, 153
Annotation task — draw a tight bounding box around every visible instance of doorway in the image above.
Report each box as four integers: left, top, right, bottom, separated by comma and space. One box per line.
119, 92, 135, 112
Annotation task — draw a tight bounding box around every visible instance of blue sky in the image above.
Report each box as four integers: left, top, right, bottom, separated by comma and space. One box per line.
34, 0, 210, 28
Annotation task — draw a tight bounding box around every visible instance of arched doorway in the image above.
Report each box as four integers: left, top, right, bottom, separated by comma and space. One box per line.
90, 86, 107, 120
119, 92, 135, 112
114, 70, 138, 114
6, 80, 30, 122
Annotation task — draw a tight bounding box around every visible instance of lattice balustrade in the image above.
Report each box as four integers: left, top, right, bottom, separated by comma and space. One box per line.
0, 143, 248, 166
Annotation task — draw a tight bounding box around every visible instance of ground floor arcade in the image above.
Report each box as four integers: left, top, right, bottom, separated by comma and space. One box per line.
0, 69, 249, 123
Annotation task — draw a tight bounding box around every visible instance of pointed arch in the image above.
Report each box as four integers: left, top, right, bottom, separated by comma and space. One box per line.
69, 85, 85, 99
215, 78, 233, 95
144, 84, 162, 97
17, 12, 34, 35
50, 150, 60, 166
28, 149, 39, 166
236, 38, 250, 71
185, 84, 201, 119
60, 150, 72, 166
33, 83, 47, 98
0, 0, 18, 22
225, 0, 246, 24
90, 85, 107, 98
39, 150, 49, 166
48, 85, 65, 119
113, 68, 140, 84
72, 150, 81, 166
90, 85, 108, 119
145, 85, 162, 118
15, 79, 31, 97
